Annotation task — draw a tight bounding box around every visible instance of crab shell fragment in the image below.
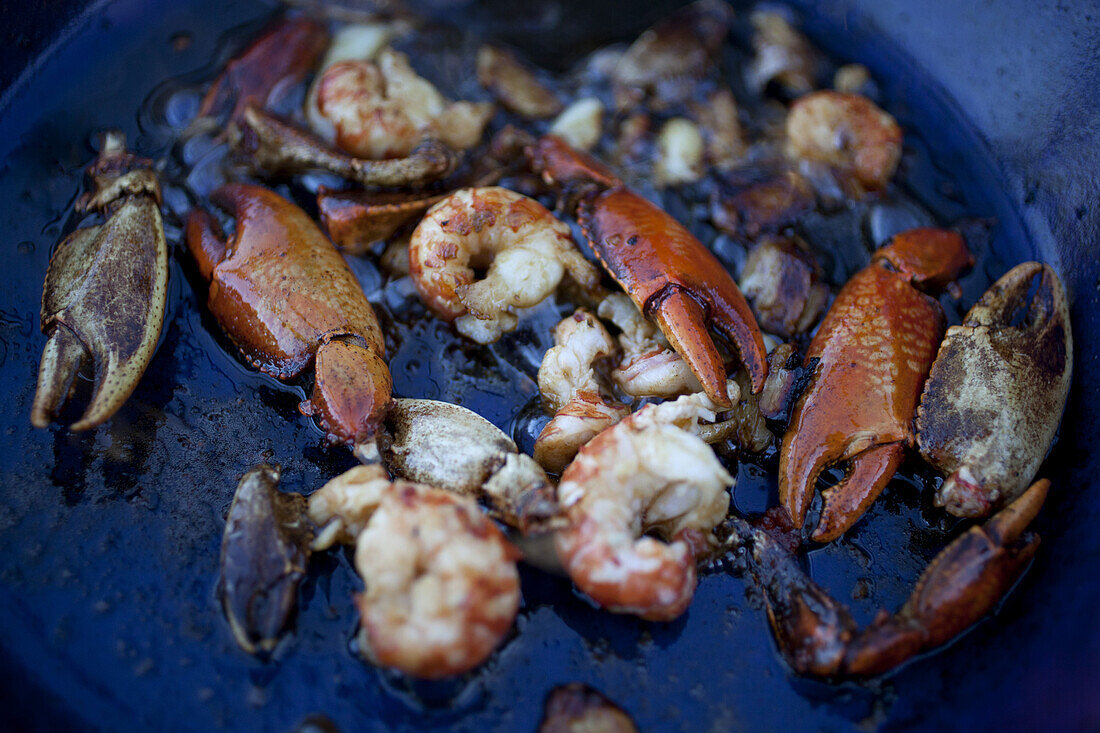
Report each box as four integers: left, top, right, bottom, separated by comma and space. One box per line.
381, 398, 559, 532
917, 262, 1073, 517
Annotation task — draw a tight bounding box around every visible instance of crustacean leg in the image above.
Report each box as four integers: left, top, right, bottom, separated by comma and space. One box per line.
186, 183, 391, 446
733, 479, 1049, 678
197, 16, 329, 126
917, 262, 1073, 517
527, 134, 768, 407
779, 227, 973, 542
235, 104, 458, 188
31, 132, 168, 431
314, 128, 512, 254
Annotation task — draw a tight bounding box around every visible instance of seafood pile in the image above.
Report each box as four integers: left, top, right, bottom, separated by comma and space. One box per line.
30, 0, 1073, 712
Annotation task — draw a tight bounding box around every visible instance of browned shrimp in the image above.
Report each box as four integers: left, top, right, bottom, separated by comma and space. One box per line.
308, 465, 521, 678
409, 187, 599, 343
314, 48, 493, 158
785, 90, 902, 191
355, 483, 520, 678
554, 397, 733, 620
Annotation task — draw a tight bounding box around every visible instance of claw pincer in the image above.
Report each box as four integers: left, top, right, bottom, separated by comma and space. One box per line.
917, 262, 1072, 517
527, 135, 767, 407
186, 183, 391, 445
780, 228, 973, 541
31, 132, 169, 430
740, 479, 1048, 678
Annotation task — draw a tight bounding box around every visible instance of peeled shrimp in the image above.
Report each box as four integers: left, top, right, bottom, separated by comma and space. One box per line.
314, 48, 493, 159
309, 464, 392, 549
554, 397, 733, 621
785, 90, 902, 191
355, 482, 520, 678
409, 187, 599, 343
308, 464, 521, 678
534, 310, 629, 473
597, 292, 702, 398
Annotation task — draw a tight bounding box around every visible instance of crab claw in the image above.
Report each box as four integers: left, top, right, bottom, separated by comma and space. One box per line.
197, 16, 328, 125
186, 183, 391, 447
729, 516, 857, 677
527, 134, 767, 406
779, 228, 972, 541
737, 480, 1048, 678
31, 132, 168, 431
843, 479, 1047, 676
594, 186, 769, 405
917, 263, 1073, 517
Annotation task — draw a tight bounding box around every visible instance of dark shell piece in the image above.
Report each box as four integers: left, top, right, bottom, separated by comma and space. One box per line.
318, 189, 445, 255
219, 464, 313, 655
611, 0, 734, 110
196, 17, 328, 125
235, 105, 458, 189
710, 171, 816, 240
739, 236, 828, 339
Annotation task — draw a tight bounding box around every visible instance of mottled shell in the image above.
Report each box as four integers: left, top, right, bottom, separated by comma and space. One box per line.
916, 262, 1073, 517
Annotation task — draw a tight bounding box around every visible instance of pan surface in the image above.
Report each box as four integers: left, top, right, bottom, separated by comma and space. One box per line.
0, 0, 1097, 730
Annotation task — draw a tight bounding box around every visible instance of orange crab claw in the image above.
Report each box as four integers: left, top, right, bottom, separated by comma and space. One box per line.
737, 479, 1048, 679
186, 183, 392, 446
197, 17, 328, 125
843, 479, 1046, 676
303, 338, 393, 446
779, 228, 972, 541
530, 135, 768, 405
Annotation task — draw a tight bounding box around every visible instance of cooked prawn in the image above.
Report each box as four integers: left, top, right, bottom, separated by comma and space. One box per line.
308, 463, 392, 549
314, 48, 493, 159
409, 187, 600, 344
354, 482, 520, 678
554, 397, 734, 621
785, 90, 902, 191
534, 310, 629, 473
308, 464, 521, 678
